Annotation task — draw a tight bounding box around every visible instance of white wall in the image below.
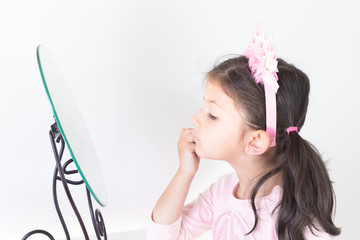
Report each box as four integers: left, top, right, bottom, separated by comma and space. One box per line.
1, 0, 359, 239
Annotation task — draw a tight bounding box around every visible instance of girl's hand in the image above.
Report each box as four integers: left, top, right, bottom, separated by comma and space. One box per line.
177, 128, 200, 177
152, 128, 199, 224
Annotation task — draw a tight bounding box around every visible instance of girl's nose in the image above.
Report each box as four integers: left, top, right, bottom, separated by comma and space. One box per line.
191, 110, 201, 128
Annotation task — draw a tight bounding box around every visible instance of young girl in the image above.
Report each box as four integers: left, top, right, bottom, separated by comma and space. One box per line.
147, 29, 341, 240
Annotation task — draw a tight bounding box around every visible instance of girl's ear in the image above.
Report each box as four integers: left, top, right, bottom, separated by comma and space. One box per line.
245, 130, 270, 155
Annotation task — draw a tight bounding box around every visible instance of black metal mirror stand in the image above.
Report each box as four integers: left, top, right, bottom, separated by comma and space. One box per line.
22, 122, 107, 240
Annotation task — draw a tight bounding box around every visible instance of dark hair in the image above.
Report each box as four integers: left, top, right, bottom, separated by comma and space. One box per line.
207, 56, 341, 240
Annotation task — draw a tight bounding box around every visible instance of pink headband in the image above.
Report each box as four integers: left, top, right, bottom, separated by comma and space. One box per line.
243, 27, 279, 147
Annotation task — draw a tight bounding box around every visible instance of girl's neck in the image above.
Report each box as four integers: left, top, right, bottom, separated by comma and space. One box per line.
229, 154, 282, 200
234, 172, 282, 200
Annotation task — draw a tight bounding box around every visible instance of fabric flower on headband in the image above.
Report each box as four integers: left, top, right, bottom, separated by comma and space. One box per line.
243, 27, 279, 147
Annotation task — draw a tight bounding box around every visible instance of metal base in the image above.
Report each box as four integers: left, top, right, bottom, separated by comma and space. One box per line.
22, 122, 107, 240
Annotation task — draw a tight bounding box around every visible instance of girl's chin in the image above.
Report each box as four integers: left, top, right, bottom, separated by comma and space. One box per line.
194, 146, 209, 159
195, 146, 221, 160
194, 146, 202, 158
194, 148, 201, 157
195, 144, 218, 159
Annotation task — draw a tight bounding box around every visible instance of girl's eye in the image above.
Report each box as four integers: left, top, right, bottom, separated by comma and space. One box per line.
208, 113, 217, 120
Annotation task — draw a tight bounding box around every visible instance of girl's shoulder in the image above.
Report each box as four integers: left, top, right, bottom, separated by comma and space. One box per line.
217, 172, 238, 183
199, 172, 237, 201
201, 172, 238, 205
209, 172, 238, 193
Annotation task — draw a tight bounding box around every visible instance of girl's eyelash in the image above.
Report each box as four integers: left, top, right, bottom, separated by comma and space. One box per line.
208, 113, 217, 120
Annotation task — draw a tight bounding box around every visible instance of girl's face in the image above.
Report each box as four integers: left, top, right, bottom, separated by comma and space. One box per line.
191, 80, 249, 161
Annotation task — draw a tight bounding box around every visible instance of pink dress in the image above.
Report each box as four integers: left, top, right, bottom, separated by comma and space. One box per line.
147, 173, 335, 239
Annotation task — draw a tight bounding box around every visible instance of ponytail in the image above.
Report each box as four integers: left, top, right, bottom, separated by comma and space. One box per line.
275, 131, 340, 240
247, 131, 340, 240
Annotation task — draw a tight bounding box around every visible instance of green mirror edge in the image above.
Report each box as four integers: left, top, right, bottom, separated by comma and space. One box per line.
36, 45, 106, 207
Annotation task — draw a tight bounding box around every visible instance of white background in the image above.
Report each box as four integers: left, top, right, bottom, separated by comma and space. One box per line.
1, 0, 359, 239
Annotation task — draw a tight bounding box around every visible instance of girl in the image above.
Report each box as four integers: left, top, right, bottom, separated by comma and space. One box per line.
147, 29, 341, 240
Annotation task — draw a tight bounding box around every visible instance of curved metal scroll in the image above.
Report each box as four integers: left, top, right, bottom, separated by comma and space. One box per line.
22, 122, 107, 240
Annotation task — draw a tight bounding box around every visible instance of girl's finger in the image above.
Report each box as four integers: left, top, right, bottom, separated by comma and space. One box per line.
180, 128, 186, 136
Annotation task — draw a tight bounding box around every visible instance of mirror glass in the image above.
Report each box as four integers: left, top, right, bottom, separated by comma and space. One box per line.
37, 45, 108, 206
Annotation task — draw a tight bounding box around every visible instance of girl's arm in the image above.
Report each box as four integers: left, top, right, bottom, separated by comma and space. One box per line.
152, 128, 200, 224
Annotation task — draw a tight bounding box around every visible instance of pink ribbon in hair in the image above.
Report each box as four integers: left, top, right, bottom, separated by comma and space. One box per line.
243, 27, 279, 147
